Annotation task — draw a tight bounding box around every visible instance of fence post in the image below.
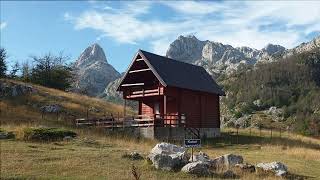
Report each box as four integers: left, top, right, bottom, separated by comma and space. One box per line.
86, 108, 89, 119
259, 126, 262, 137
279, 128, 282, 138
270, 128, 273, 139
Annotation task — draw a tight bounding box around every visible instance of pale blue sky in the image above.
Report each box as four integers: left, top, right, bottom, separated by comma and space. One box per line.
1, 1, 319, 73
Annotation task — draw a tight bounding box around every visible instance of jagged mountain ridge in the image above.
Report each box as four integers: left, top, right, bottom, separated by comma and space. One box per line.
73, 43, 120, 96
101, 35, 319, 104
166, 35, 319, 76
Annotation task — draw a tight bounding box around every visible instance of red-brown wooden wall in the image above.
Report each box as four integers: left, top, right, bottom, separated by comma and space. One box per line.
137, 86, 221, 128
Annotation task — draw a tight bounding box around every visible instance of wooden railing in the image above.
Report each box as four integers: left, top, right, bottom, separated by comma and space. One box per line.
75, 114, 186, 128
125, 87, 163, 98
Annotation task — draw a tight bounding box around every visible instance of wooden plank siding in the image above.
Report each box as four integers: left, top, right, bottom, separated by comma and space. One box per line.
165, 87, 220, 128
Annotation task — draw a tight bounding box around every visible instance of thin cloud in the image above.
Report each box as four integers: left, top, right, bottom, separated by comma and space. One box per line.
0, 22, 7, 30
65, 1, 320, 55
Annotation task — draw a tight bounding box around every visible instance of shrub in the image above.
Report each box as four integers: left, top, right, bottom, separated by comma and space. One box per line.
0, 128, 15, 139
23, 127, 76, 141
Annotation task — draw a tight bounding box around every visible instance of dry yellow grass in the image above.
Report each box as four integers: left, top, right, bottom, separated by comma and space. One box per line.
0, 79, 134, 127
1, 79, 320, 179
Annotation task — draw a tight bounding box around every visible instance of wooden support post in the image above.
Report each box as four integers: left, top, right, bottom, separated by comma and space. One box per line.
163, 95, 167, 115
124, 99, 127, 118
191, 148, 194, 162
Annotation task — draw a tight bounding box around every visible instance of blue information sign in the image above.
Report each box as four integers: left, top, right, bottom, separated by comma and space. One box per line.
184, 139, 201, 148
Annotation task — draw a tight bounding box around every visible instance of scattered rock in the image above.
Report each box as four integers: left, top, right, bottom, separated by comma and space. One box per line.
265, 106, 284, 121
253, 99, 262, 107
222, 170, 238, 178
40, 104, 61, 113
181, 161, 211, 176
148, 142, 189, 171
211, 154, 243, 170
256, 162, 288, 177
235, 163, 255, 173
122, 152, 144, 160
189, 151, 211, 164
88, 106, 100, 113
0, 130, 15, 139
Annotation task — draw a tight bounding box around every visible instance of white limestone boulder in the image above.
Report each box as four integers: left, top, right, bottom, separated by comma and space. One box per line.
211, 154, 244, 169
181, 161, 211, 176
148, 142, 189, 171
256, 162, 288, 177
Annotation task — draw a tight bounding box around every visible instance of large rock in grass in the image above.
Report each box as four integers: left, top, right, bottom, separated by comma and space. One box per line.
256, 162, 288, 177
211, 154, 243, 169
189, 151, 212, 164
148, 142, 189, 171
181, 161, 211, 176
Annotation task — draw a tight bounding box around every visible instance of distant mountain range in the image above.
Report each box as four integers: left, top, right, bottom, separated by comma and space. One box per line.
100, 35, 319, 101
166, 35, 320, 76
71, 35, 319, 98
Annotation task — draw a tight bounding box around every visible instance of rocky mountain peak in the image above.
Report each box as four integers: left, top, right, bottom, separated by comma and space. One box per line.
75, 43, 107, 68
167, 35, 207, 64
72, 44, 120, 96
262, 44, 286, 55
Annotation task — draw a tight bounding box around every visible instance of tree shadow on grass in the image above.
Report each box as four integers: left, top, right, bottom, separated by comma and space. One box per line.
204, 132, 320, 150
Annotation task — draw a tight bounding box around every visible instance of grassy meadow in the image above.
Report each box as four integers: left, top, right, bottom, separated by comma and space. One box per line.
1, 79, 320, 179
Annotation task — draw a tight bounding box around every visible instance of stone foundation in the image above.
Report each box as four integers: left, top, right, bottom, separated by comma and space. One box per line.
136, 127, 220, 140
199, 128, 220, 138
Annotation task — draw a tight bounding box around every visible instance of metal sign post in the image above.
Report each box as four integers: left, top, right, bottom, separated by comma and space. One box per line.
184, 139, 201, 161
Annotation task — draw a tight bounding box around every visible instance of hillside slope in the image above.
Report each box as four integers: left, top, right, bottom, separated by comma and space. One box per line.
220, 48, 320, 135
0, 79, 130, 127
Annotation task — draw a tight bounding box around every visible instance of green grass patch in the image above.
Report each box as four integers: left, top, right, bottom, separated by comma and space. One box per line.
23, 127, 76, 142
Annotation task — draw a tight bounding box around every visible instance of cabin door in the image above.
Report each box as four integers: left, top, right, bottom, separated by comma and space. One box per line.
154, 102, 160, 115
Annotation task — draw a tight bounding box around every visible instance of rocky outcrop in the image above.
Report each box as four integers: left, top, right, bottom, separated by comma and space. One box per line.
256, 162, 288, 177
285, 36, 320, 57
166, 35, 319, 76
102, 73, 123, 99
0, 80, 36, 97
72, 44, 120, 96
264, 106, 284, 122
147, 142, 189, 171
40, 104, 62, 113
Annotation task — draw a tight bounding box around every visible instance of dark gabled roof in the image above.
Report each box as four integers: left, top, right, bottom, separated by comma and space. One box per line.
138, 50, 225, 96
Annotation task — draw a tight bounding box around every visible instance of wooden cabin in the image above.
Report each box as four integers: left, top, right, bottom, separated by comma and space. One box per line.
117, 50, 225, 139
